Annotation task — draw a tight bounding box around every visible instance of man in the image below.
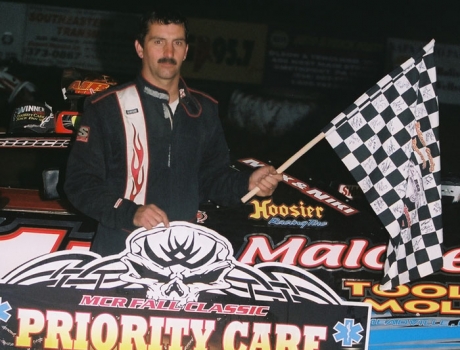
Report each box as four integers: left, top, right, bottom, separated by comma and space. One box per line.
64, 8, 282, 256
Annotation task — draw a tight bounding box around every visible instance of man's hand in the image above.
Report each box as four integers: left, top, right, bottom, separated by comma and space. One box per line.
248, 165, 283, 197
133, 204, 170, 229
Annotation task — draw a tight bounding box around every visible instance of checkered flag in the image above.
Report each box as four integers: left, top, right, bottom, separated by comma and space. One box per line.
322, 39, 443, 290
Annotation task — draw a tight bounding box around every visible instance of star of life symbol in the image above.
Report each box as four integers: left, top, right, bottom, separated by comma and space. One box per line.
0, 297, 12, 322
333, 318, 364, 347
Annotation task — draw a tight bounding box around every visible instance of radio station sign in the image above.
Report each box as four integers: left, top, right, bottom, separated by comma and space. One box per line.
181, 19, 267, 84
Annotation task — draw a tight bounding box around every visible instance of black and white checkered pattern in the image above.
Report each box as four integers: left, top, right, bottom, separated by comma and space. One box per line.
323, 40, 443, 290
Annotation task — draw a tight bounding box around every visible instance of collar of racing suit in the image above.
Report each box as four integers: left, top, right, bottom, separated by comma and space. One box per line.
136, 75, 202, 118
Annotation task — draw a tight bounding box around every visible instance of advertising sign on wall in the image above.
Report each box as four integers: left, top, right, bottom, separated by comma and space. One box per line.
0, 2, 267, 84
181, 19, 267, 84
21, 4, 139, 75
263, 27, 384, 96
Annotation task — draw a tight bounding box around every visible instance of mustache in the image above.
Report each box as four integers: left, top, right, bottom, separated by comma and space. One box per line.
158, 57, 177, 65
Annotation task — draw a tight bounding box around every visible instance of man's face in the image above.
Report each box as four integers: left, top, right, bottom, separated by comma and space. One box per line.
135, 21, 188, 86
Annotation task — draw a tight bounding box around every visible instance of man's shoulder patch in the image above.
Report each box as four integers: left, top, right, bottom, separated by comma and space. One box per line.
76, 125, 90, 142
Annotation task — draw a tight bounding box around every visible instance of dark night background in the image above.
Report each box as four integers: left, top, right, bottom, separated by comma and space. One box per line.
3, 0, 459, 42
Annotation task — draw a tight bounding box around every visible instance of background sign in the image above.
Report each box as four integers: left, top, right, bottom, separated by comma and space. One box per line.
263, 27, 384, 98
21, 4, 139, 74
0, 2, 267, 85
181, 18, 267, 84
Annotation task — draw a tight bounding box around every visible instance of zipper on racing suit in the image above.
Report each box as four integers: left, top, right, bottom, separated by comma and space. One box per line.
163, 103, 174, 168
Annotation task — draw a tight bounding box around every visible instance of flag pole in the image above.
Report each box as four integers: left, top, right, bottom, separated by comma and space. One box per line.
241, 132, 325, 203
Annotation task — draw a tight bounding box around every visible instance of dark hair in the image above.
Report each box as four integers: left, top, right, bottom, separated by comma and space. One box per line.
137, 8, 189, 47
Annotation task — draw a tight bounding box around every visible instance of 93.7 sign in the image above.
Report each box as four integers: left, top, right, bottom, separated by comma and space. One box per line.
182, 18, 268, 84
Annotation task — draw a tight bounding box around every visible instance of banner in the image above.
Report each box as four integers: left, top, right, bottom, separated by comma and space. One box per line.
0, 222, 371, 350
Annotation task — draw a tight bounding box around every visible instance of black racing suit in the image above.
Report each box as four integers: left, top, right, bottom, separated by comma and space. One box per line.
64, 75, 250, 256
